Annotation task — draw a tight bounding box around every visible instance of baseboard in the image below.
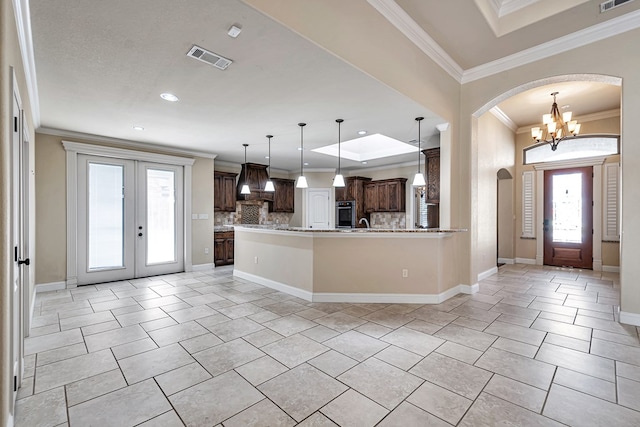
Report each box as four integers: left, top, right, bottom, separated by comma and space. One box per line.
459, 283, 479, 294
498, 258, 515, 265
36, 281, 66, 293
619, 311, 640, 327
478, 267, 498, 281
516, 257, 537, 265
191, 263, 215, 272
602, 265, 620, 273
233, 270, 314, 301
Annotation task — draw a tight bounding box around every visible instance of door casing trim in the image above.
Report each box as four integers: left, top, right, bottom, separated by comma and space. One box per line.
534, 157, 605, 270
63, 141, 195, 287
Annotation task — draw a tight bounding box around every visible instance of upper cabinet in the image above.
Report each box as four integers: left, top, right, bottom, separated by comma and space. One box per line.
423, 148, 440, 204
269, 178, 295, 213
214, 171, 237, 212
236, 163, 274, 202
364, 178, 407, 213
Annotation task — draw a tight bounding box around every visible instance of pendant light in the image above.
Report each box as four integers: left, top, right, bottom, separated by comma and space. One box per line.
333, 119, 345, 188
412, 117, 426, 187
240, 143, 251, 194
264, 135, 275, 192
296, 123, 308, 188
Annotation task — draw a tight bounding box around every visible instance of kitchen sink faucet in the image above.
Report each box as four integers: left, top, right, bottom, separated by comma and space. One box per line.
359, 218, 370, 228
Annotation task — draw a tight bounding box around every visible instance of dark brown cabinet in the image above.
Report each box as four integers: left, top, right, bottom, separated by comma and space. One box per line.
423, 148, 440, 204
269, 178, 295, 213
335, 176, 371, 227
237, 163, 274, 202
214, 230, 234, 266
214, 171, 237, 212
364, 178, 407, 213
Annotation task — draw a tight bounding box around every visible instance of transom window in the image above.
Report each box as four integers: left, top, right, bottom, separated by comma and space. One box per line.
523, 135, 619, 165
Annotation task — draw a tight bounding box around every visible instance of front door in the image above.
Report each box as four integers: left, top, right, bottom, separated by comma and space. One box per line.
77, 155, 184, 285
544, 167, 593, 269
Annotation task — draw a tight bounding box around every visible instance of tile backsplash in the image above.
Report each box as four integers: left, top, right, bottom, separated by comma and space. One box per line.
214, 201, 292, 227
370, 212, 406, 229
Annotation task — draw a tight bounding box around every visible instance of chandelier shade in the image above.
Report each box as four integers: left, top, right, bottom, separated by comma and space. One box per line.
531, 92, 581, 151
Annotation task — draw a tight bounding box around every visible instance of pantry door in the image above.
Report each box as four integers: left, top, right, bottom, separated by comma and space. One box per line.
77, 155, 184, 285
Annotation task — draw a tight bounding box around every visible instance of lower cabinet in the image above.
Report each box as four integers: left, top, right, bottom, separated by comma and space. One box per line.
214, 231, 234, 266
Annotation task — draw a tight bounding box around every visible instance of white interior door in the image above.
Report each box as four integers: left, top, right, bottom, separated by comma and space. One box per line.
77, 157, 184, 285
307, 188, 331, 229
136, 162, 184, 277
11, 84, 21, 410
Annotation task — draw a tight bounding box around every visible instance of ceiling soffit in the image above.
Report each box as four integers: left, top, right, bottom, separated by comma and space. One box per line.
369, 0, 640, 83
474, 0, 591, 36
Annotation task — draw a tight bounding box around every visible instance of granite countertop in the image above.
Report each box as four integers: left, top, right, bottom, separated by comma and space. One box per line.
233, 225, 467, 233
213, 226, 235, 232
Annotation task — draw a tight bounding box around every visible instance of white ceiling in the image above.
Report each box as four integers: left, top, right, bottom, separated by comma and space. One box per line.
28, 0, 630, 172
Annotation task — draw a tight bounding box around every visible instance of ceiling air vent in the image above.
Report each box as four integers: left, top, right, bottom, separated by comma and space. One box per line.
600, 0, 634, 13
186, 45, 232, 70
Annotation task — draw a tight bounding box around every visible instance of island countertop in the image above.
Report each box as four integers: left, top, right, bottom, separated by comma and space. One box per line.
230, 224, 467, 234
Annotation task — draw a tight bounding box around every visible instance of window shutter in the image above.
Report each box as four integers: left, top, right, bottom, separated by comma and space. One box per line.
603, 163, 619, 241
522, 171, 535, 238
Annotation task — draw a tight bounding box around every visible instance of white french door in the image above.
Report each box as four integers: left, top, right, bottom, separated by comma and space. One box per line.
77, 155, 184, 285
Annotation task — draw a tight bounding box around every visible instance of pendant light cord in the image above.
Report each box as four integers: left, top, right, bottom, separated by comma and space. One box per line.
299, 123, 306, 176
336, 119, 343, 175
416, 117, 424, 173
266, 135, 273, 179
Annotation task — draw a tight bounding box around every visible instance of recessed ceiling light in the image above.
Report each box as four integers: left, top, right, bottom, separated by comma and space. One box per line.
304, 162, 309, 166
133, 125, 144, 131
160, 93, 179, 102
264, 156, 269, 159
297, 147, 303, 151
362, 161, 368, 164
358, 130, 367, 135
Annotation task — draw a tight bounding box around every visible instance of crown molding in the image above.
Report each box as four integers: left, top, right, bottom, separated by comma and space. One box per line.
12, 0, 40, 127
462, 8, 640, 83
490, 107, 518, 132
38, 127, 218, 159
367, 0, 464, 82
370, 0, 640, 85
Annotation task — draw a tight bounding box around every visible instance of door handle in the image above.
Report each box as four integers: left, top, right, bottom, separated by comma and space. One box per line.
138, 233, 143, 237
18, 258, 30, 266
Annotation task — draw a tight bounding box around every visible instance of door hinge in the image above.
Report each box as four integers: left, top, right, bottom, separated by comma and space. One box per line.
14, 116, 18, 132
14, 246, 18, 262
592, 229, 594, 235
14, 375, 17, 392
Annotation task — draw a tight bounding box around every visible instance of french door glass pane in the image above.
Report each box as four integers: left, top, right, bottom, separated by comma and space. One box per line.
89, 163, 124, 269
147, 169, 176, 264
552, 173, 582, 243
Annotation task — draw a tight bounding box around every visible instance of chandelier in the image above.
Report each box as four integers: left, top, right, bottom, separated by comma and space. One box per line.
531, 92, 581, 151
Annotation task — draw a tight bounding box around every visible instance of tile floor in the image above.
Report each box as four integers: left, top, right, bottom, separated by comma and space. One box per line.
15, 264, 640, 426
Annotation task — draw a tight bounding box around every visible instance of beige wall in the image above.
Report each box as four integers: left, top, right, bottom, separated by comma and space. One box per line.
2, 0, 38, 423
477, 112, 515, 274
34, 133, 215, 283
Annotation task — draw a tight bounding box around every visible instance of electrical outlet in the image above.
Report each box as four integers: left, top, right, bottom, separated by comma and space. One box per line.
402, 269, 408, 278
254, 256, 259, 264
204, 247, 209, 254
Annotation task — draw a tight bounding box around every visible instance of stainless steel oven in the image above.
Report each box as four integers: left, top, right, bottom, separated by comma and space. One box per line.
336, 200, 356, 228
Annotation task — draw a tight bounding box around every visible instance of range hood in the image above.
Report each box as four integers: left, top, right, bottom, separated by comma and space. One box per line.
236, 163, 274, 202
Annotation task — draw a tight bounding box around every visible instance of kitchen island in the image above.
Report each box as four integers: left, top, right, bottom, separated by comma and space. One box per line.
233, 226, 472, 304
